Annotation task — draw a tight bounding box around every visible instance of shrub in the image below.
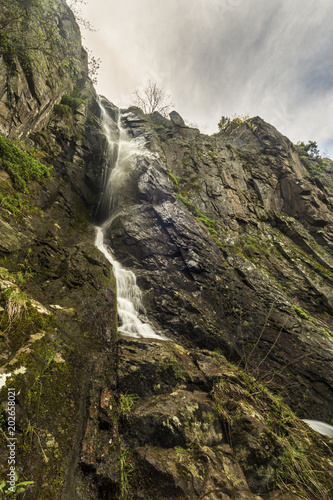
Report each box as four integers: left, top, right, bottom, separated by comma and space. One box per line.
296, 140, 320, 158
231, 113, 250, 125
60, 94, 84, 111
218, 113, 249, 131
53, 104, 72, 118
3, 287, 29, 326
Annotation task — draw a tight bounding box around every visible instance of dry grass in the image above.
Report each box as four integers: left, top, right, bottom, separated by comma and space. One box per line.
3, 287, 28, 328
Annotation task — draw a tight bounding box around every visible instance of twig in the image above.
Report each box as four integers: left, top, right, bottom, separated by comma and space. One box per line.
254, 318, 288, 373
238, 299, 277, 368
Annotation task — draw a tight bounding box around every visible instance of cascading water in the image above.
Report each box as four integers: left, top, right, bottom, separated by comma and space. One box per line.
302, 419, 333, 437
95, 97, 166, 340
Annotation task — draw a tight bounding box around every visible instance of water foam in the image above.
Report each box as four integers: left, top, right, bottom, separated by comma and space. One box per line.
95, 98, 167, 341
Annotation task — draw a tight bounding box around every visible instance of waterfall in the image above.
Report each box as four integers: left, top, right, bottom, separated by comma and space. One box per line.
302, 419, 333, 437
95, 97, 167, 340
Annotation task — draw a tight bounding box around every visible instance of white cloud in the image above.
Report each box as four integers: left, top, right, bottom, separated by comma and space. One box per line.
80, 0, 333, 157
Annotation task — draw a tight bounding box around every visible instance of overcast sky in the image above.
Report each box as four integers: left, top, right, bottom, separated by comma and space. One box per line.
79, 0, 333, 158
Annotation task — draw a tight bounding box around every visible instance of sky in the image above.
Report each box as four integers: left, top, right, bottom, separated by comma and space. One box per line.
78, 0, 333, 158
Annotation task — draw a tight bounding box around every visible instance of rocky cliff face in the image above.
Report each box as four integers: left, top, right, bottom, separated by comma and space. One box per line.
0, 2, 332, 499
105, 109, 333, 421
0, 0, 88, 139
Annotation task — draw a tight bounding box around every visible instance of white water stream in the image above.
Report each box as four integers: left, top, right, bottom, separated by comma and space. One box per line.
95, 98, 166, 340
96, 102, 150, 218
302, 419, 333, 437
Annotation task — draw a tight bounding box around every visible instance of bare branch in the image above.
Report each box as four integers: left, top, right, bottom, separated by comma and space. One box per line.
84, 46, 101, 84
132, 81, 174, 117
67, 0, 97, 32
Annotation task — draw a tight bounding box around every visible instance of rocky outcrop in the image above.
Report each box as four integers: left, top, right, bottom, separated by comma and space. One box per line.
0, 0, 90, 139
117, 338, 333, 500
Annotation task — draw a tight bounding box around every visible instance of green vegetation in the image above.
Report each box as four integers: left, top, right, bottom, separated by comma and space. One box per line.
0, 136, 51, 192
167, 169, 182, 186
53, 104, 72, 119
0, 280, 77, 497
296, 140, 320, 158
275, 442, 331, 500
119, 391, 139, 414
0, 266, 34, 285
292, 303, 311, 321
0, 0, 80, 78
120, 448, 134, 499
229, 234, 273, 262
212, 367, 333, 500
296, 140, 332, 178
0, 472, 34, 498
60, 94, 84, 111
2, 287, 29, 327
291, 304, 333, 339
218, 113, 250, 131
53, 93, 84, 119
0, 193, 24, 214
318, 327, 333, 340
176, 193, 218, 237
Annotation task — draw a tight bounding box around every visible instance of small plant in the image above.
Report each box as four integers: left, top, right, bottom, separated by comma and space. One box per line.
293, 296, 300, 306
119, 391, 138, 414
167, 169, 182, 187
0, 471, 34, 498
120, 448, 134, 499
53, 104, 72, 119
275, 441, 331, 499
0, 193, 23, 214
296, 140, 320, 159
319, 327, 333, 340
2, 288, 28, 327
218, 113, 250, 130
0, 267, 33, 285
231, 113, 250, 125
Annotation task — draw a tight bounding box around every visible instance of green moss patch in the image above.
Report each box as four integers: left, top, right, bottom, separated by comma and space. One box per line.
176, 193, 218, 237
292, 303, 311, 321
0, 136, 51, 192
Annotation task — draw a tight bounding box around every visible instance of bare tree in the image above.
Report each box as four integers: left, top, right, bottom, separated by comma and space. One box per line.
132, 81, 174, 117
